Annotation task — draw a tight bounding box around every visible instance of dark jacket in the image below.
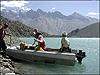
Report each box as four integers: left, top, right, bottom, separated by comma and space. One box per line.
34, 32, 42, 39
0, 28, 6, 41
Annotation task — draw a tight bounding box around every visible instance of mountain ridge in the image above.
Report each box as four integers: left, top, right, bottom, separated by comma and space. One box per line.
1, 8, 99, 35
68, 22, 99, 38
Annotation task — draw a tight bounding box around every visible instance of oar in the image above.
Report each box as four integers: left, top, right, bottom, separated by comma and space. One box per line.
32, 39, 37, 46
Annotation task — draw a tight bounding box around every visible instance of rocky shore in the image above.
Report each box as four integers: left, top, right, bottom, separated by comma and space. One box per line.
0, 36, 25, 75
0, 54, 20, 75
4, 36, 22, 46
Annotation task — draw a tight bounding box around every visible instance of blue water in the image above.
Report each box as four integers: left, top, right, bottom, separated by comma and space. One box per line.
16, 38, 99, 74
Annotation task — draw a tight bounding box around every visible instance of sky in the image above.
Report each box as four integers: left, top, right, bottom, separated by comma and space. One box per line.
1, 1, 100, 19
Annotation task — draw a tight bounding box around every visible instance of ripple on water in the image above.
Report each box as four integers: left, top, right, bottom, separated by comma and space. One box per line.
15, 38, 99, 74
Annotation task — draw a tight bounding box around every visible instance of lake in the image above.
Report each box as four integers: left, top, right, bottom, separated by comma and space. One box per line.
15, 38, 99, 74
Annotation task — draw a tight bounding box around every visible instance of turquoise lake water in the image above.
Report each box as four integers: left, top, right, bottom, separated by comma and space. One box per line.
15, 38, 99, 74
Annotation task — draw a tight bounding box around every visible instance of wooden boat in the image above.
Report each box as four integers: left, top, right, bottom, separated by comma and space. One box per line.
6, 46, 86, 66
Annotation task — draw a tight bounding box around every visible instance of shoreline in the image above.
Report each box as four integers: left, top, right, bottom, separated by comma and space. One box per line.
0, 54, 21, 75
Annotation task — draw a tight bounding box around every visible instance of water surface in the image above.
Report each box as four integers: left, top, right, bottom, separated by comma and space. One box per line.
15, 38, 99, 74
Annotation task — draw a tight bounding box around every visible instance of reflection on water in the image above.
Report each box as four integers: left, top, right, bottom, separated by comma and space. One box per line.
15, 61, 86, 74
15, 38, 99, 74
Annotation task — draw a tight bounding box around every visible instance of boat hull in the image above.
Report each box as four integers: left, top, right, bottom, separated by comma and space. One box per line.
6, 49, 76, 66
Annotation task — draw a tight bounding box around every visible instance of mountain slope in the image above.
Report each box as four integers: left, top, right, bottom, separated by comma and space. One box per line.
1, 8, 99, 35
0, 16, 49, 37
68, 22, 99, 37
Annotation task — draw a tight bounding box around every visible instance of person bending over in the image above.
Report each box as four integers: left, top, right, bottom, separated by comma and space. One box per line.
33, 29, 46, 51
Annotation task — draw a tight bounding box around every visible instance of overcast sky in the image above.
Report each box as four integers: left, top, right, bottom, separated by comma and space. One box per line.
1, 1, 99, 19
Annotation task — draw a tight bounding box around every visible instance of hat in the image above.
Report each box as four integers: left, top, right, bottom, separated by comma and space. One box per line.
33, 28, 38, 32
62, 32, 67, 37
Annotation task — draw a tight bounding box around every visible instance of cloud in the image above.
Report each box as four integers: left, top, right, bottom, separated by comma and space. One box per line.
87, 12, 99, 15
50, 7, 56, 12
52, 8, 55, 10
87, 12, 99, 18
1, 1, 29, 8
21, 7, 31, 11
1, 7, 6, 10
1, 1, 31, 12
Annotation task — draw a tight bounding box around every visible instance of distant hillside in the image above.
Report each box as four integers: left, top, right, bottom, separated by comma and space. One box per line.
68, 22, 99, 38
0, 16, 49, 37
1, 8, 99, 35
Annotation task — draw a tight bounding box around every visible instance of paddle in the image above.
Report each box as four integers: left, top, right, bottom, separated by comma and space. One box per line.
32, 39, 39, 50
32, 39, 36, 46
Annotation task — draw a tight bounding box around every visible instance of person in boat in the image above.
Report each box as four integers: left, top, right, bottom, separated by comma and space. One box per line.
59, 32, 71, 53
33, 29, 46, 51
0, 23, 11, 57
20, 42, 28, 50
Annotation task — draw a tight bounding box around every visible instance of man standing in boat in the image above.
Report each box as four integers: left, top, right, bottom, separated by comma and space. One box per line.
0, 23, 11, 57
33, 29, 46, 51
59, 32, 71, 52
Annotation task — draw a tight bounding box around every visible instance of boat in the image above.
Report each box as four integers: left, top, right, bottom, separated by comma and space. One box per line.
6, 46, 86, 66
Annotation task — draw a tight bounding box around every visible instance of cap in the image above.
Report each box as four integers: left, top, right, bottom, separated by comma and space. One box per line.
33, 28, 38, 32
62, 32, 67, 37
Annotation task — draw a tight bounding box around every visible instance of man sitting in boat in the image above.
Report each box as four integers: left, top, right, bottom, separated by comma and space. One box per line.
59, 32, 71, 53
33, 29, 46, 51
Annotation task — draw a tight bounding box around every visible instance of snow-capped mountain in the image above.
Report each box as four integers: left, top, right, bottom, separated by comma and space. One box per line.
1, 7, 99, 35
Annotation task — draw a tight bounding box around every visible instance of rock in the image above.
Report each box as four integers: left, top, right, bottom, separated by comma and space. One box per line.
0, 54, 17, 74
0, 66, 4, 73
3, 68, 13, 73
5, 73, 15, 75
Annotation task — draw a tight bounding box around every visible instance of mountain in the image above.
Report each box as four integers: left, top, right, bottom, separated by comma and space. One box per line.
0, 16, 49, 37
1, 8, 99, 35
68, 22, 99, 37
66, 12, 90, 23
